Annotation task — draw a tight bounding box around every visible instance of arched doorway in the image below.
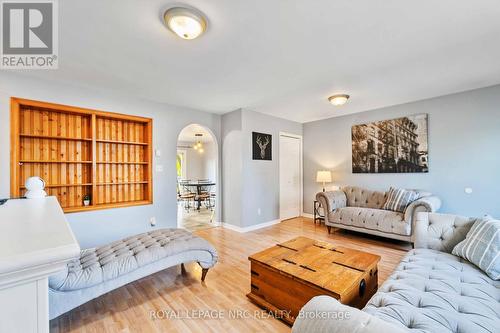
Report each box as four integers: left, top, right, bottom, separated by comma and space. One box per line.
176, 124, 219, 231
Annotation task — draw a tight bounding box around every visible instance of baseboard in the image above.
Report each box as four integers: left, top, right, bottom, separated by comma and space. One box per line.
221, 219, 281, 233
301, 212, 314, 219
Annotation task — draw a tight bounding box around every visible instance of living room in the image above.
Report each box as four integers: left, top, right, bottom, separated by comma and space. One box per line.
0, 1, 499, 333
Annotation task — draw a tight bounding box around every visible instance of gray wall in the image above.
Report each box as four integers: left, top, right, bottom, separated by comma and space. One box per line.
303, 85, 500, 217
0, 73, 221, 249
221, 110, 243, 226
222, 109, 302, 227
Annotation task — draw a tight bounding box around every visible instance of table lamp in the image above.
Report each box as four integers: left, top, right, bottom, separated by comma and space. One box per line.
316, 171, 332, 192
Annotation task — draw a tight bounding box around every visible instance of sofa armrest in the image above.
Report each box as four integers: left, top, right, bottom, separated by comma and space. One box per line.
414, 212, 476, 252
404, 196, 442, 223
316, 191, 347, 214
292, 296, 408, 333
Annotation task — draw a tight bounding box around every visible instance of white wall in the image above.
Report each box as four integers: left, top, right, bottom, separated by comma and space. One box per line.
0, 73, 221, 248
178, 141, 206, 180
202, 142, 217, 182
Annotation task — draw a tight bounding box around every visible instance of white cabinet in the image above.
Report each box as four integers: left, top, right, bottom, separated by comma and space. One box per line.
0, 197, 80, 333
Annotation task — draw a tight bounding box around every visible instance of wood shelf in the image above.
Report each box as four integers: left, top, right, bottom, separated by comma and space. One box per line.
19, 160, 93, 164
20, 183, 92, 189
96, 181, 148, 186
20, 133, 92, 141
63, 200, 152, 213
11, 97, 153, 213
96, 139, 148, 146
96, 161, 148, 165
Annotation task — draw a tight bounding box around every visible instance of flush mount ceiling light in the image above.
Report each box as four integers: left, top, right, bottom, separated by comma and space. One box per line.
163, 6, 207, 40
328, 94, 350, 106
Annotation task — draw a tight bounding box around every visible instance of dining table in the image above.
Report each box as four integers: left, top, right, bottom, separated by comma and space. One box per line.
182, 182, 216, 210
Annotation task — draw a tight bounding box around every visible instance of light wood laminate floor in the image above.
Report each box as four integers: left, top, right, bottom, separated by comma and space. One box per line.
50, 217, 410, 333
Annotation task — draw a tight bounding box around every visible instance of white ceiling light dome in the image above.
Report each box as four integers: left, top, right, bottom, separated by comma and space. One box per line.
163, 6, 207, 40
328, 94, 350, 106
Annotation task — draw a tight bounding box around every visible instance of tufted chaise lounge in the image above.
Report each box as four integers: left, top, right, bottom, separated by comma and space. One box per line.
317, 186, 441, 243
48, 228, 218, 319
292, 212, 500, 333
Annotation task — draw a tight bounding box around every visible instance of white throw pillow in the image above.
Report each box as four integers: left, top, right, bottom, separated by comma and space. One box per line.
452, 216, 500, 280
383, 187, 418, 213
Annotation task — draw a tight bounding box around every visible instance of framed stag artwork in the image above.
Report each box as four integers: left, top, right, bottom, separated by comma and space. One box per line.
252, 132, 272, 160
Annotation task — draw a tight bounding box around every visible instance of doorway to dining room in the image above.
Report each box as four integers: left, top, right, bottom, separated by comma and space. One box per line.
176, 124, 218, 232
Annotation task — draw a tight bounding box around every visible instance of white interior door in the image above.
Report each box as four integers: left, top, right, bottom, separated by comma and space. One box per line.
279, 134, 302, 221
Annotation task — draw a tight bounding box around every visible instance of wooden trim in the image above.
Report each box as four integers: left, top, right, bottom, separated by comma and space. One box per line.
10, 97, 153, 213
20, 134, 92, 141
21, 183, 93, 189
19, 160, 93, 163
10, 97, 151, 122
91, 114, 97, 210
10, 99, 20, 197
146, 119, 153, 204
95, 139, 148, 145
96, 161, 148, 164
64, 200, 152, 213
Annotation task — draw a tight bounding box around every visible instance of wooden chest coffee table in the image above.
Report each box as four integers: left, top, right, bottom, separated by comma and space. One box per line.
247, 237, 380, 324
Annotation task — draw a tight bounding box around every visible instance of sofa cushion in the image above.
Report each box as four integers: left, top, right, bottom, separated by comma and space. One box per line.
329, 207, 410, 236
383, 187, 419, 213
364, 249, 500, 333
452, 216, 500, 280
342, 186, 387, 209
49, 228, 218, 291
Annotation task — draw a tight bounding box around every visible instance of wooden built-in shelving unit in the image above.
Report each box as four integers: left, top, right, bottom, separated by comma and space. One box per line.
10, 98, 153, 213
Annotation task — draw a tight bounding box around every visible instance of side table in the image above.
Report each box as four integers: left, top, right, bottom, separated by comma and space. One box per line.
313, 200, 325, 224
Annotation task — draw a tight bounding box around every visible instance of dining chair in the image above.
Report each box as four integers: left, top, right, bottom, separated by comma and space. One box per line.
177, 181, 195, 212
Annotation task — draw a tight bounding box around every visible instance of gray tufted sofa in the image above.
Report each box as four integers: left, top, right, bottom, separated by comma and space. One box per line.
49, 228, 218, 319
317, 186, 441, 243
292, 212, 500, 333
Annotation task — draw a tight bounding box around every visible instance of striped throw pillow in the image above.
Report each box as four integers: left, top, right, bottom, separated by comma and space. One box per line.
452, 217, 500, 280
383, 187, 418, 213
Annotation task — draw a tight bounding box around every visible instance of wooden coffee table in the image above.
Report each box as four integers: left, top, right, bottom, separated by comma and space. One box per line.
247, 237, 380, 324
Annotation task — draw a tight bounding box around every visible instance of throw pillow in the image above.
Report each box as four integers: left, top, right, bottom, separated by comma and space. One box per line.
383, 187, 418, 213
452, 216, 500, 280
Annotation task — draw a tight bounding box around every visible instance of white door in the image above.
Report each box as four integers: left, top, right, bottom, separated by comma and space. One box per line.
279, 134, 302, 221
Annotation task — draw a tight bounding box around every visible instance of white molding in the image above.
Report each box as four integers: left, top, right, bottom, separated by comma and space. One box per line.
301, 212, 314, 219
221, 219, 281, 233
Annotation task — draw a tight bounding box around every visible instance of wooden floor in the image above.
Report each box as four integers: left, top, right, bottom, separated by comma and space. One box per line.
50, 217, 410, 333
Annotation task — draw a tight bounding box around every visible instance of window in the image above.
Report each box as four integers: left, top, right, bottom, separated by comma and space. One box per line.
176, 149, 187, 179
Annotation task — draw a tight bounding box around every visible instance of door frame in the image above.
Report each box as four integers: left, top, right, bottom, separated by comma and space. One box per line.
279, 132, 303, 221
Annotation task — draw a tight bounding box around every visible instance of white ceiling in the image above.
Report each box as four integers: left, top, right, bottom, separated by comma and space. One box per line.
177, 124, 214, 143
15, 0, 500, 123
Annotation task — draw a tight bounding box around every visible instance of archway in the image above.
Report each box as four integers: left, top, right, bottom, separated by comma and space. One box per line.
176, 124, 219, 231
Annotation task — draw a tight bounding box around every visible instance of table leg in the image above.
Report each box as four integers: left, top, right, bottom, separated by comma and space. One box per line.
313, 201, 317, 224
197, 186, 201, 211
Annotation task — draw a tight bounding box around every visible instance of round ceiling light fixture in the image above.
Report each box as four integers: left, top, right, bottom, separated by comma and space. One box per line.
163, 6, 207, 40
328, 94, 350, 106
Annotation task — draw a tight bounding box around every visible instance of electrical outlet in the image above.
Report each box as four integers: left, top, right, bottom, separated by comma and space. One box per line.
150, 217, 156, 226
156, 165, 163, 172
464, 187, 473, 194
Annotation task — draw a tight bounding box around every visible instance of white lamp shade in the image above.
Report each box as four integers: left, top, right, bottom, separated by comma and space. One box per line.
316, 171, 332, 183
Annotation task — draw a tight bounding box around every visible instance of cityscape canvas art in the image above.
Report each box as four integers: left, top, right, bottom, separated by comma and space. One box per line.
252, 132, 272, 160
352, 114, 429, 173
